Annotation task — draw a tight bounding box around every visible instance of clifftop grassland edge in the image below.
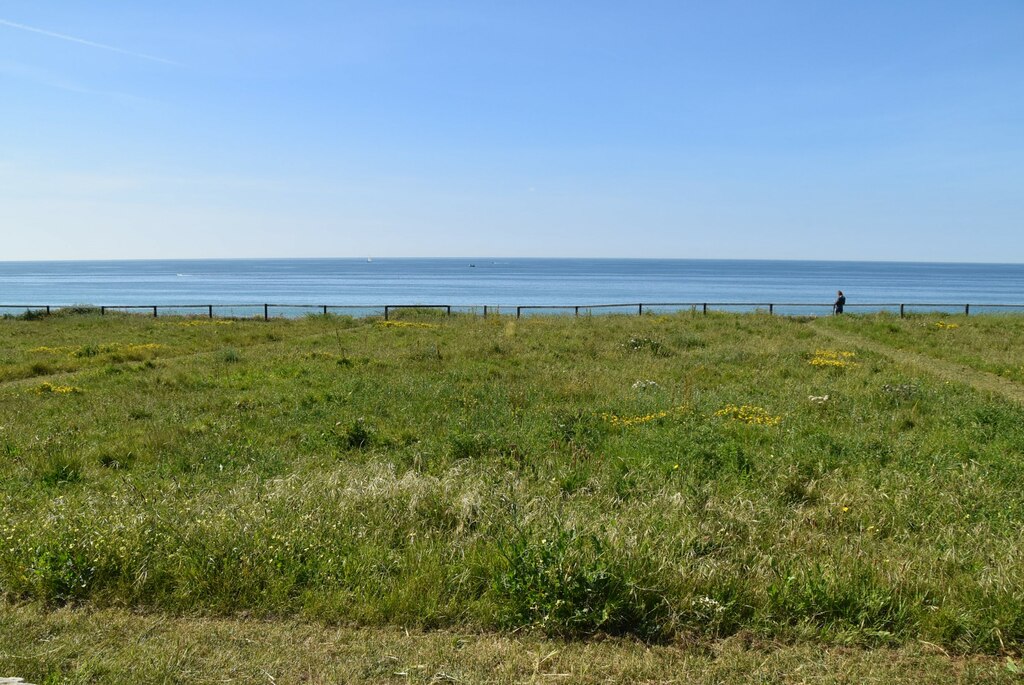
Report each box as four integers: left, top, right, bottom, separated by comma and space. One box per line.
2, 309, 1023, 676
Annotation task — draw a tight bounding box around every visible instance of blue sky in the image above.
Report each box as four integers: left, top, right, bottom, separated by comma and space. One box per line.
1, 1, 1022, 261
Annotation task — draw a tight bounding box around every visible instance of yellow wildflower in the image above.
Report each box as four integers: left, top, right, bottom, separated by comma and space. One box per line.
29, 345, 72, 354
601, 405, 688, 428
34, 382, 83, 395
376, 321, 439, 329
714, 404, 782, 426
125, 343, 164, 352
33, 342, 164, 358
809, 349, 857, 368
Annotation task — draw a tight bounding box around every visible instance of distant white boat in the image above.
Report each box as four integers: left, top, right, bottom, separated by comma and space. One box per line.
367, 258, 373, 262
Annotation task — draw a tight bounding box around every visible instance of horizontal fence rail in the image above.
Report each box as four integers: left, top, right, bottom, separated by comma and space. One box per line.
3, 302, 1024, 319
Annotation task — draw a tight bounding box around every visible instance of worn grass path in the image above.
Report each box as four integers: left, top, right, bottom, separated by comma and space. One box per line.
813, 321, 1024, 405
0, 604, 1018, 685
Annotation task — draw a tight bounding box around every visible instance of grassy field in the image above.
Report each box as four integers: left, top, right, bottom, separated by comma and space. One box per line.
2, 309, 1023, 683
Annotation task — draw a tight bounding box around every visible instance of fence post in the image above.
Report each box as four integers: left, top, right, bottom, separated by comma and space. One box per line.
153, 306, 158, 318
900, 304, 905, 318
575, 306, 579, 317
208, 305, 213, 319
965, 304, 970, 316
516, 306, 522, 319
101, 306, 106, 316
264, 304, 269, 321
323, 305, 328, 316
46, 306, 50, 315
483, 305, 488, 318
702, 303, 707, 315
638, 303, 643, 316
447, 305, 451, 316
769, 303, 774, 315
384, 306, 390, 321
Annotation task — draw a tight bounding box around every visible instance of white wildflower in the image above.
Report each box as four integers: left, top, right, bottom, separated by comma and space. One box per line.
692, 595, 725, 614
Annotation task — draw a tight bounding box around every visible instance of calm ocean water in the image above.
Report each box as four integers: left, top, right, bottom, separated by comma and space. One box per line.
1, 259, 1023, 317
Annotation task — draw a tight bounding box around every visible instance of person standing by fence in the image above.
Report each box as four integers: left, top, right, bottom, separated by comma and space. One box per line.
833, 290, 846, 314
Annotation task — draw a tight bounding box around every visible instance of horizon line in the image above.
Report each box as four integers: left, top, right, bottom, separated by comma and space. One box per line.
1, 256, 1023, 267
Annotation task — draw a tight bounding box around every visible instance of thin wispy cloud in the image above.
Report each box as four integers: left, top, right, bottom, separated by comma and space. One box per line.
0, 17, 178, 66
0, 60, 157, 107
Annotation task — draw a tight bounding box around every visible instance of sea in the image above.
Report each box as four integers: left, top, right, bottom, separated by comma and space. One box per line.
1, 258, 1023, 318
